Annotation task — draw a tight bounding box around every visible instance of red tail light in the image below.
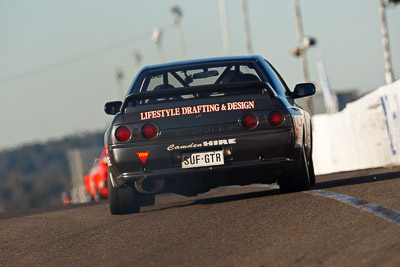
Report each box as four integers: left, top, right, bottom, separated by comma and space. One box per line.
268, 110, 285, 126
142, 123, 159, 139
240, 113, 258, 130
115, 126, 131, 142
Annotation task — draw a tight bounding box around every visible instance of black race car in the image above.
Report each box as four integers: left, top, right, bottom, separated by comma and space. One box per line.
104, 55, 315, 214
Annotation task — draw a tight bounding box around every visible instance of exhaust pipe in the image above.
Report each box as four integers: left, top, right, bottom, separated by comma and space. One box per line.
135, 177, 164, 194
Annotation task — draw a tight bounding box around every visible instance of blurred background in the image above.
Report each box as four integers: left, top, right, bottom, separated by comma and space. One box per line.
0, 0, 399, 212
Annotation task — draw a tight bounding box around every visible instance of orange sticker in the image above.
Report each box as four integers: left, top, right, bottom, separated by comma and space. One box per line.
136, 151, 150, 164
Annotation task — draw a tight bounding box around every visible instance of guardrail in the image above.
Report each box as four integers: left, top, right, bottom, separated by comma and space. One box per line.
312, 79, 400, 175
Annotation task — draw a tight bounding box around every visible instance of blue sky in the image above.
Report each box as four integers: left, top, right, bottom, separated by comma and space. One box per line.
0, 0, 399, 150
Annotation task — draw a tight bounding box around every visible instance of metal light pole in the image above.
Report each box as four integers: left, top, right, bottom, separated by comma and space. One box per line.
170, 5, 187, 60
132, 50, 143, 74
293, 0, 312, 114
242, 0, 253, 55
152, 27, 164, 63
378, 0, 394, 84
115, 68, 125, 99
219, 0, 231, 56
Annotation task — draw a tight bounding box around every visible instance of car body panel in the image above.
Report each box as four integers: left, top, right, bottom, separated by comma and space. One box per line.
104, 55, 314, 198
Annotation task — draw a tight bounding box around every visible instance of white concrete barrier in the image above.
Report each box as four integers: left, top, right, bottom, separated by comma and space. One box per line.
312, 79, 400, 175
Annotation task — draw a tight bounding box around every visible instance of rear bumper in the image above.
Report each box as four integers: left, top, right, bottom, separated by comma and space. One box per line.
107, 128, 300, 188
111, 157, 294, 186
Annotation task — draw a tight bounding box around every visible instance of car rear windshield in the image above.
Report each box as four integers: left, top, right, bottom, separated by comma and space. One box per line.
127, 60, 272, 105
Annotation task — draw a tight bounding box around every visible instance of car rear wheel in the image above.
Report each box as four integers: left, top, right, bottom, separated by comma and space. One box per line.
279, 145, 310, 193
308, 156, 316, 186
108, 171, 140, 214
308, 125, 316, 186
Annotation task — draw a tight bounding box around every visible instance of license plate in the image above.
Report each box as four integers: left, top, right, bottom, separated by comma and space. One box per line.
181, 150, 224, 169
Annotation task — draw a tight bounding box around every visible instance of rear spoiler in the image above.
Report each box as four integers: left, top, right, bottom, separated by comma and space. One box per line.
122, 81, 277, 109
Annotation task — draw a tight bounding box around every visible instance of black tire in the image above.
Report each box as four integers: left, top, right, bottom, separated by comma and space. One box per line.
140, 194, 156, 206
308, 124, 316, 186
279, 145, 310, 193
308, 156, 316, 186
108, 172, 120, 214
108, 171, 140, 215
117, 185, 140, 214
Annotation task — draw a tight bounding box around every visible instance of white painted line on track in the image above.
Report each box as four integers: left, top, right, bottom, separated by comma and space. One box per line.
308, 190, 400, 226
249, 184, 400, 226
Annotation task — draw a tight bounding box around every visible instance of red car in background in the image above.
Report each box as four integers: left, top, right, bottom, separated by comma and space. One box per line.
84, 148, 108, 200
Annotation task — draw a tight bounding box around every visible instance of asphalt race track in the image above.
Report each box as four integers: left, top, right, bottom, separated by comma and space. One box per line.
1, 167, 400, 266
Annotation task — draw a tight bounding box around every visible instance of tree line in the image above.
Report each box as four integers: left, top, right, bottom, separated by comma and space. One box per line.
0, 132, 104, 213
